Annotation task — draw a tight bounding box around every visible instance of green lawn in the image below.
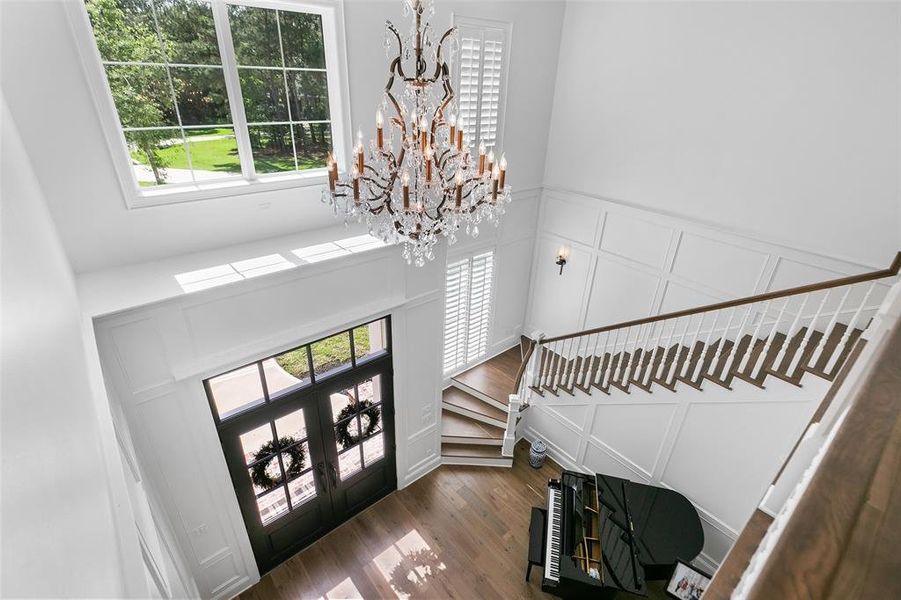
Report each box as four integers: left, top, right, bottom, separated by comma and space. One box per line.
275, 328, 372, 379
131, 129, 328, 176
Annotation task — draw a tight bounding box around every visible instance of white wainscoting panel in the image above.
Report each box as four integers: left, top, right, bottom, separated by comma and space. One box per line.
600, 211, 672, 269
671, 233, 767, 297
526, 189, 888, 339
586, 257, 661, 325
523, 349, 830, 566
590, 401, 678, 478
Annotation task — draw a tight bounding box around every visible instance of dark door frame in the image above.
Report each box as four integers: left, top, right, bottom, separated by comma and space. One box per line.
211, 323, 397, 574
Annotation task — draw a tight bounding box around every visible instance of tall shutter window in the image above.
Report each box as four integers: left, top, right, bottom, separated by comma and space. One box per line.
453, 18, 511, 153
443, 257, 471, 373
443, 251, 495, 373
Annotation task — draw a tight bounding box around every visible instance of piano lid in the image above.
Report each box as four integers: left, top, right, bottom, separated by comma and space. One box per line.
595, 473, 704, 570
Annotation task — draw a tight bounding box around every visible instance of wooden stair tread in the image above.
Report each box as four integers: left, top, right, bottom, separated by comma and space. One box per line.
441, 410, 503, 440
451, 346, 520, 405
442, 387, 506, 422
441, 443, 507, 459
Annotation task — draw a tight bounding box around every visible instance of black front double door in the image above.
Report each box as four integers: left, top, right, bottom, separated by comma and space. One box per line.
219, 359, 396, 573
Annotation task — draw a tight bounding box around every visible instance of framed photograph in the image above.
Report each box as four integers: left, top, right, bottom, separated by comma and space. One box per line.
665, 559, 712, 600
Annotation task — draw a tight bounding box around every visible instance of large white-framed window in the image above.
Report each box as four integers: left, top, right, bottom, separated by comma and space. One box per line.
443, 250, 495, 374
451, 15, 511, 154
72, 0, 351, 207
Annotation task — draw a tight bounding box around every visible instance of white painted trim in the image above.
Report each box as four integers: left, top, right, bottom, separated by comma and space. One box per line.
540, 185, 884, 271
441, 401, 506, 428
449, 380, 508, 412
441, 456, 512, 467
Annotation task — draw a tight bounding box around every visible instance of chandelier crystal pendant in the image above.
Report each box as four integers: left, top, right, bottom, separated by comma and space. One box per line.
321, 0, 511, 267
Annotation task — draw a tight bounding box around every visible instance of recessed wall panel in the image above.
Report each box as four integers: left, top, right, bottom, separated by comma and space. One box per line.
542, 193, 599, 245
585, 258, 659, 327
671, 234, 766, 296
600, 212, 671, 268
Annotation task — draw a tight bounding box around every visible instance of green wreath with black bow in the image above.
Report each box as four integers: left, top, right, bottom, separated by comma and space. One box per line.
335, 399, 381, 449
250, 436, 306, 490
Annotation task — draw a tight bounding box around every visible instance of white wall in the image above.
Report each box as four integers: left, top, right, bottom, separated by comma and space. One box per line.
0, 99, 136, 598
544, 0, 900, 267
0, 0, 563, 273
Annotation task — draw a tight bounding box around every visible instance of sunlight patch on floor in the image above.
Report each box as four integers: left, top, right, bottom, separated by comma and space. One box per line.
373, 529, 446, 599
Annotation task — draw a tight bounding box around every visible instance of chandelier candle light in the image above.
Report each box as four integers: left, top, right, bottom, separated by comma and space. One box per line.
322, 0, 512, 266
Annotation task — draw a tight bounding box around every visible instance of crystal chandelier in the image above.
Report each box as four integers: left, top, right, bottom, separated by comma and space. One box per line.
321, 0, 511, 267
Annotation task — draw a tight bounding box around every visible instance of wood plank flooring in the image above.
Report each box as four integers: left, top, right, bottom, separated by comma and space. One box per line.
239, 440, 671, 599
451, 346, 522, 405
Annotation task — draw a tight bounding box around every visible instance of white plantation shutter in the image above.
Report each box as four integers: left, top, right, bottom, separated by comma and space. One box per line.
443, 258, 471, 373
466, 252, 494, 363
458, 36, 481, 149
443, 251, 495, 373
454, 18, 510, 152
478, 39, 503, 149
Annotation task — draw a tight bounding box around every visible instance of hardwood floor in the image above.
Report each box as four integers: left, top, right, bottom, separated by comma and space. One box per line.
239, 439, 558, 599
240, 439, 672, 599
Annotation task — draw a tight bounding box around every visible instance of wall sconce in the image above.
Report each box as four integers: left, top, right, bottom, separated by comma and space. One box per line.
555, 246, 569, 275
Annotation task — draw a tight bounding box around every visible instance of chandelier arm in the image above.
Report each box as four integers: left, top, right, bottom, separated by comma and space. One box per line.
385, 21, 406, 79
432, 27, 456, 81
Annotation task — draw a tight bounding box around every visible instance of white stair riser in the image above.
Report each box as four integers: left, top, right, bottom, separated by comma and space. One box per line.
449, 381, 508, 412
440, 435, 504, 446
441, 401, 506, 428
441, 456, 512, 467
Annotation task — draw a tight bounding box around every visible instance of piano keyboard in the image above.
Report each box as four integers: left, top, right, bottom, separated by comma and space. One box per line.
545, 486, 562, 582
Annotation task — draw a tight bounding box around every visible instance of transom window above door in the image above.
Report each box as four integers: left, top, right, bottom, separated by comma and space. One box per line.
205, 317, 389, 422
78, 0, 350, 206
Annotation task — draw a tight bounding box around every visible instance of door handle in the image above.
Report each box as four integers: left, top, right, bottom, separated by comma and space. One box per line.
315, 462, 328, 490
328, 462, 338, 487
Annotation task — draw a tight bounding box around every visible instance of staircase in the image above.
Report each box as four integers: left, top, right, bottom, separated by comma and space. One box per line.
512, 253, 901, 415
440, 346, 522, 467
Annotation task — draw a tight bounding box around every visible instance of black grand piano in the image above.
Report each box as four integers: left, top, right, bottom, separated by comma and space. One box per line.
533, 470, 704, 598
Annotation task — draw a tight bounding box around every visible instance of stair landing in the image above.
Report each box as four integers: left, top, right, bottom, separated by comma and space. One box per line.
450, 345, 521, 409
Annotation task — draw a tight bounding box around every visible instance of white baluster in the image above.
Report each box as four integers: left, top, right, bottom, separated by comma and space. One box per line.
655, 319, 679, 381
553, 338, 569, 390
722, 303, 756, 379
808, 285, 853, 369
594, 331, 611, 386
707, 307, 738, 379
738, 299, 772, 373
644, 321, 665, 387
623, 325, 645, 386
636, 323, 655, 384
603, 329, 620, 388
752, 298, 790, 379
667, 316, 693, 384
771, 293, 811, 372
580, 332, 597, 387
680, 314, 706, 378
693, 309, 723, 382
787, 290, 833, 376
532, 341, 545, 390
616, 326, 633, 384
824, 282, 876, 373
567, 335, 583, 388
540, 342, 553, 389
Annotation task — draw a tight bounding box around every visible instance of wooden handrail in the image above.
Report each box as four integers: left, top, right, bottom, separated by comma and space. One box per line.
512, 338, 536, 395
540, 252, 901, 345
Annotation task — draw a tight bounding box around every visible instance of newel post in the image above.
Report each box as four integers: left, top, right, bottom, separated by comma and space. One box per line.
502, 394, 521, 457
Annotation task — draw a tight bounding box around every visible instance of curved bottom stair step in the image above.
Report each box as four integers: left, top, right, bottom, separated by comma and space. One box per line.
441, 443, 512, 467
441, 411, 504, 446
